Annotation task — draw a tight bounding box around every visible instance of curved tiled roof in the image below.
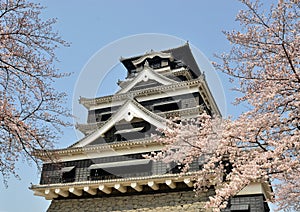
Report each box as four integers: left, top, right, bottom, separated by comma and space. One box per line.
70, 98, 169, 148
120, 43, 201, 78
79, 76, 205, 108
76, 106, 205, 135
33, 138, 159, 160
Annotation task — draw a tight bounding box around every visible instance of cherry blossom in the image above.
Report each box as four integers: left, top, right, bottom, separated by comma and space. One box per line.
0, 0, 70, 185
151, 0, 300, 211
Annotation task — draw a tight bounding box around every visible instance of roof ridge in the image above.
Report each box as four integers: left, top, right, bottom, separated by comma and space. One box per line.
120, 42, 188, 62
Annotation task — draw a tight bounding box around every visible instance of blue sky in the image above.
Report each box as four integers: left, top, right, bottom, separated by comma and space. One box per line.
0, 0, 275, 211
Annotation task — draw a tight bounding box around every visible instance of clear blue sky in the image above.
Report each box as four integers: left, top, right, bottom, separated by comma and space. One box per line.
0, 0, 275, 211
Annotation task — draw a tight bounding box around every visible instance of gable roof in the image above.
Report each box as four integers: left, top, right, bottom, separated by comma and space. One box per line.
71, 98, 168, 148
117, 66, 177, 94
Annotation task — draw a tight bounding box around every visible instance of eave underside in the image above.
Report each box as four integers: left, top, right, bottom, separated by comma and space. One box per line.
31, 173, 272, 202
31, 173, 195, 200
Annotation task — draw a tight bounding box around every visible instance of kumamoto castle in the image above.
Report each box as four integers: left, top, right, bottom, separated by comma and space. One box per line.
30, 43, 271, 211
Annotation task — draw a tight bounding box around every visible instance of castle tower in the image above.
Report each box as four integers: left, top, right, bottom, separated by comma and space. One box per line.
31, 43, 270, 212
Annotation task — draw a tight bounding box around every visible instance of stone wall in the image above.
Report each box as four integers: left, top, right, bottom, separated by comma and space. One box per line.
47, 190, 212, 212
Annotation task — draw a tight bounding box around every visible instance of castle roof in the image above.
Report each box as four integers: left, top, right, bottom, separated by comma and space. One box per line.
120, 43, 201, 77
71, 98, 168, 148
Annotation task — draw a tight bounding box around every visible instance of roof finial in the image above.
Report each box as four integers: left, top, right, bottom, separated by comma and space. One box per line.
144, 60, 150, 68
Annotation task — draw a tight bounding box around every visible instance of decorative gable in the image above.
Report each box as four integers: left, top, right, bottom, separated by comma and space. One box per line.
117, 66, 177, 94
72, 99, 167, 148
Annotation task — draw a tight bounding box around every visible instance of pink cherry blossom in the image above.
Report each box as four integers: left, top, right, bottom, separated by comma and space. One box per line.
150, 0, 300, 211
0, 0, 70, 185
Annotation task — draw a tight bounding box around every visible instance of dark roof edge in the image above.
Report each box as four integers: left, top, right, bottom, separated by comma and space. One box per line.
120, 42, 202, 77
